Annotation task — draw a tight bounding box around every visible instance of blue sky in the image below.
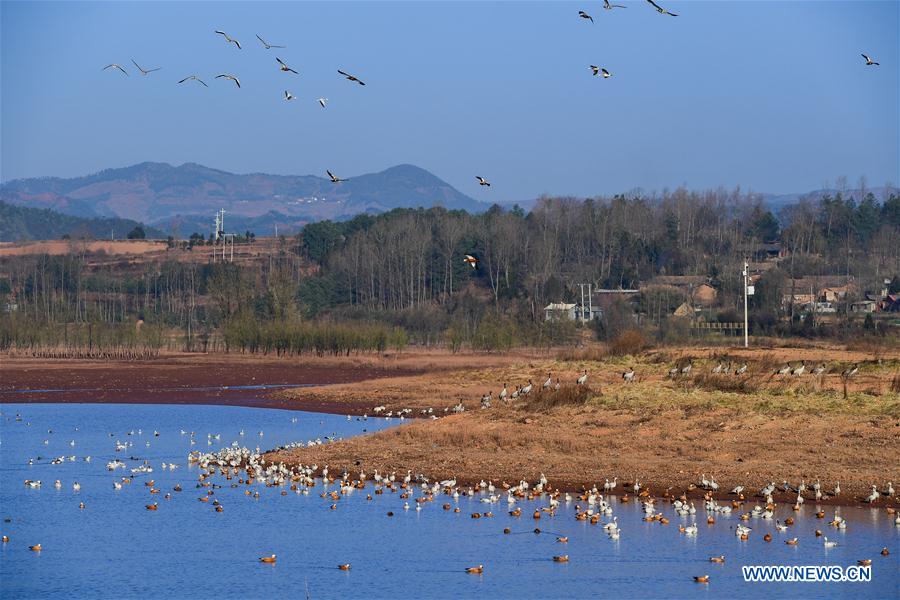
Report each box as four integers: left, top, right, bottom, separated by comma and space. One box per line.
1, 1, 897, 202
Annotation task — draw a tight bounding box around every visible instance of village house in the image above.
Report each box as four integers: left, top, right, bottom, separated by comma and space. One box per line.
543, 302, 604, 322
646, 275, 708, 289
849, 300, 877, 314
543, 302, 577, 322
782, 276, 856, 310
672, 302, 697, 318
643, 275, 718, 308
821, 284, 854, 303
692, 283, 718, 307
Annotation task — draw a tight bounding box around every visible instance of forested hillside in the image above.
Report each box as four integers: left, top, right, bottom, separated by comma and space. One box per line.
296, 191, 899, 316
0, 201, 164, 242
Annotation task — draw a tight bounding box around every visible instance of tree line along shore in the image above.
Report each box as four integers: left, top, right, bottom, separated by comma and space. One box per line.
1, 191, 898, 357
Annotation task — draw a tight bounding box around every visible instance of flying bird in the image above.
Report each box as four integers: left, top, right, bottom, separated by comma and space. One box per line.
131, 60, 160, 76
216, 74, 241, 88
214, 30, 242, 49
178, 75, 208, 87
317, 98, 328, 108
603, 0, 627, 9
646, 0, 678, 16
590, 65, 611, 78
256, 34, 285, 49
327, 170, 346, 183
103, 64, 128, 76
338, 69, 366, 85
578, 10, 594, 23
284, 90, 295, 101
475, 176, 491, 187
861, 53, 879, 66
463, 254, 479, 269
276, 57, 298, 74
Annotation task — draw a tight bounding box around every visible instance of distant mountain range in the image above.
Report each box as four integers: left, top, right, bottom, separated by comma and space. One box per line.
0, 162, 485, 237
2, 162, 895, 241
0, 201, 165, 242
763, 186, 898, 212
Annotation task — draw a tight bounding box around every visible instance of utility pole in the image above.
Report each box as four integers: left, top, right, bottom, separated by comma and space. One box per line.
743, 260, 750, 348
576, 283, 594, 323
578, 283, 585, 322
587, 283, 593, 323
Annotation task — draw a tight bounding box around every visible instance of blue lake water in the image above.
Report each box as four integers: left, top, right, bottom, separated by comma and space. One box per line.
1, 402, 897, 599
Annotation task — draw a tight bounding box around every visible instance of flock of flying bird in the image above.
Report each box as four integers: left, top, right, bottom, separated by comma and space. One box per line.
104, 28, 359, 109
100, 2, 883, 196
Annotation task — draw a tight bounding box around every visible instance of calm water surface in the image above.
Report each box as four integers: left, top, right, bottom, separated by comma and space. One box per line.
1, 402, 897, 599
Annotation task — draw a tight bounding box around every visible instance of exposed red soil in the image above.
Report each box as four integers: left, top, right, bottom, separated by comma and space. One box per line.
0, 354, 414, 411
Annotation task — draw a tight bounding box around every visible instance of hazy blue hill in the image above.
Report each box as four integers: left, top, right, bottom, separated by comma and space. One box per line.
1, 162, 485, 225
764, 186, 898, 211
0, 201, 165, 242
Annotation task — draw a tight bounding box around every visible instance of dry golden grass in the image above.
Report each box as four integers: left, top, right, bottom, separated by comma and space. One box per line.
268, 383, 900, 500
261, 344, 900, 501
592, 378, 900, 418
556, 346, 608, 362
608, 329, 648, 357
524, 384, 595, 412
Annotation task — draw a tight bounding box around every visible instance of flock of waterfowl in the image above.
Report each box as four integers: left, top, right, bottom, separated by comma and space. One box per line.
468, 357, 863, 410
4, 407, 897, 588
